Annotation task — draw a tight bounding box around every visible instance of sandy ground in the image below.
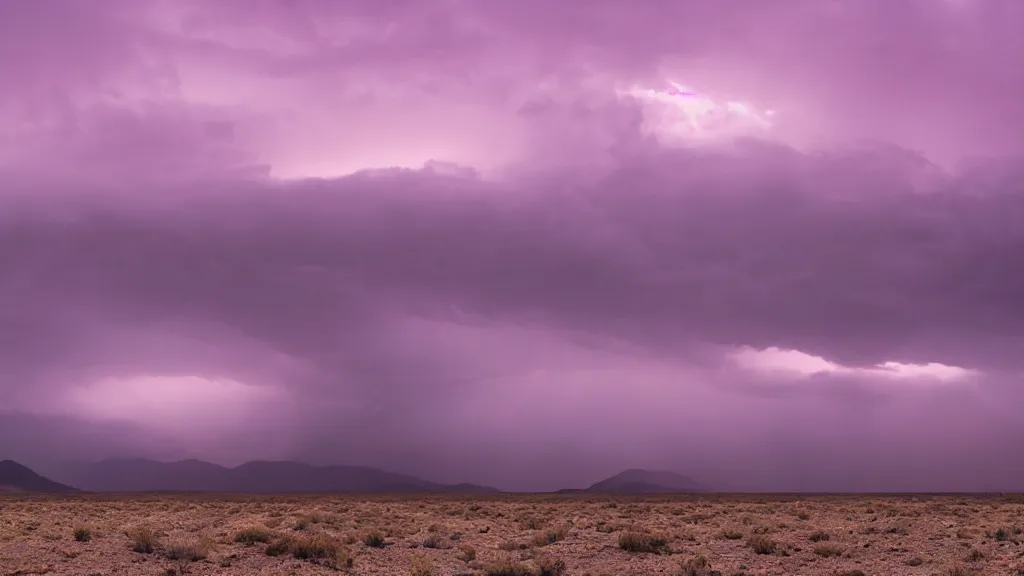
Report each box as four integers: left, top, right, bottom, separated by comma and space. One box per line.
2, 493, 1024, 576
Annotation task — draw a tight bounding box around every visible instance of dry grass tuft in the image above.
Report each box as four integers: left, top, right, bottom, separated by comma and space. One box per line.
72, 525, 91, 542
265, 533, 353, 569
530, 524, 569, 547
457, 544, 476, 562
535, 553, 568, 576
747, 534, 777, 555
234, 525, 274, 545
163, 536, 212, 561
484, 556, 535, 576
812, 543, 843, 558
808, 530, 830, 542
125, 526, 158, 553
421, 532, 451, 549
618, 530, 668, 554
362, 530, 386, 547
408, 554, 436, 576
677, 554, 715, 576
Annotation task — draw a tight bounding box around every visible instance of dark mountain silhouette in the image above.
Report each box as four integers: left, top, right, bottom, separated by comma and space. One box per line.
444, 482, 504, 494
50, 458, 501, 494
0, 460, 79, 493
584, 469, 713, 493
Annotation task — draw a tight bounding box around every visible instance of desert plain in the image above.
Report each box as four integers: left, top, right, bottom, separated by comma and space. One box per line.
2, 494, 1024, 576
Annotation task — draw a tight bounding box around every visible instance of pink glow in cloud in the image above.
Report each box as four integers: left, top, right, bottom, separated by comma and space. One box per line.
2, 0, 1024, 491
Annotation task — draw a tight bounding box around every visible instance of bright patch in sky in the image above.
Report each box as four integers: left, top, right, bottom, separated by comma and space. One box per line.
733, 346, 975, 382
733, 346, 842, 375
621, 82, 776, 144
63, 376, 287, 433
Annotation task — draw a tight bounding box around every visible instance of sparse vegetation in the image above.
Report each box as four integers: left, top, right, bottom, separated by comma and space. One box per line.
72, 525, 91, 542
234, 525, 274, 545
362, 530, 386, 547
678, 554, 715, 576
530, 525, 569, 547
264, 536, 292, 556
266, 533, 353, 569
422, 533, 450, 548
457, 544, 477, 562
163, 537, 211, 561
812, 543, 843, 557
126, 526, 157, 553
747, 534, 777, 555
409, 554, 436, 576
484, 557, 534, 576
535, 554, 568, 576
1, 494, 1017, 574
618, 530, 668, 553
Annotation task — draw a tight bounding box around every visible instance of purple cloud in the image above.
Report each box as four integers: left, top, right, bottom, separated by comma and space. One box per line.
1, 0, 1022, 491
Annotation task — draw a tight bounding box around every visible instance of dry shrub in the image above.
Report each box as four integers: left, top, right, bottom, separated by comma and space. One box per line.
164, 537, 212, 562
126, 526, 158, 553
362, 531, 386, 547
268, 533, 353, 570
73, 525, 91, 542
746, 534, 777, 555
813, 544, 843, 558
484, 556, 534, 576
457, 545, 477, 562
409, 554, 436, 576
678, 554, 714, 576
291, 534, 338, 560
530, 525, 569, 547
264, 517, 283, 529
720, 529, 743, 540
809, 530, 830, 542
617, 531, 668, 554
518, 516, 546, 530
535, 554, 567, 576
422, 533, 450, 549
498, 539, 521, 551
265, 536, 292, 556
886, 519, 910, 535
234, 525, 274, 545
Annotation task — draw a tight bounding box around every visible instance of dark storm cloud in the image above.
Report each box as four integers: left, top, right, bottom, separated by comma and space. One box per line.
1, 0, 1023, 490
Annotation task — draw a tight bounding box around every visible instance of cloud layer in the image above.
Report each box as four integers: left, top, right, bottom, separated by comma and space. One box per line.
2, 0, 1023, 491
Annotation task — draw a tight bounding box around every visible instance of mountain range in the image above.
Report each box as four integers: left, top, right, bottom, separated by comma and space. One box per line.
0, 460, 79, 493
583, 468, 713, 493
46, 458, 502, 493
4, 458, 713, 494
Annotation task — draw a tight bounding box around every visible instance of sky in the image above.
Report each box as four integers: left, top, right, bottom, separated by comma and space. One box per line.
2, 0, 1024, 492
